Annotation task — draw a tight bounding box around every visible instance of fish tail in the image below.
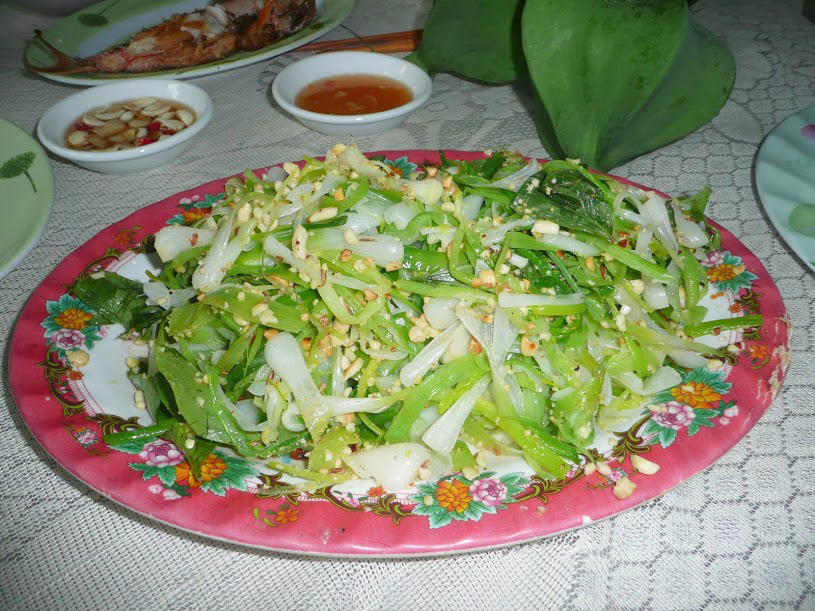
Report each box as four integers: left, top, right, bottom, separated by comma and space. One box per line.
29, 30, 89, 74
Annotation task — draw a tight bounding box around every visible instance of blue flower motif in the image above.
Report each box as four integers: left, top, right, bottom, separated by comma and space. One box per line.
384, 156, 418, 177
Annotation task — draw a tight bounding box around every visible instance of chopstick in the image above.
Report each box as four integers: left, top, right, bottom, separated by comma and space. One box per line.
297, 29, 422, 54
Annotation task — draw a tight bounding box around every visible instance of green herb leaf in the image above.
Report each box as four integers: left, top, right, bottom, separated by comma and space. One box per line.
517, 162, 613, 239
72, 271, 167, 333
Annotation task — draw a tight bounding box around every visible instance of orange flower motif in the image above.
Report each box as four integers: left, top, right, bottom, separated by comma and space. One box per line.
729, 303, 743, 313
274, 508, 300, 524
174, 454, 227, 487
706, 264, 745, 284
113, 228, 138, 246
183, 208, 210, 224
670, 382, 722, 408
55, 308, 93, 330
435, 479, 472, 513
748, 344, 768, 360
67, 370, 84, 380
367, 485, 385, 498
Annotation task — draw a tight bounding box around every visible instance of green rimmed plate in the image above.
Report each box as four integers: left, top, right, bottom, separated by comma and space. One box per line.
755, 104, 815, 274
0, 118, 54, 280
26, 0, 357, 86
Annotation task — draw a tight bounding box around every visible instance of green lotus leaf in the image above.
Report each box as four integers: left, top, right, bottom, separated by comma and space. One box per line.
413, 0, 525, 84
414, 0, 735, 171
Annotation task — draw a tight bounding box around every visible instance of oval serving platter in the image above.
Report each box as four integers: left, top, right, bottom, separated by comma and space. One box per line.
25, 0, 357, 86
755, 104, 815, 274
9, 150, 790, 556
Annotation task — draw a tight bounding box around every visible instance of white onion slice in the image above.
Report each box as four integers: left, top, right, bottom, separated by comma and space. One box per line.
480, 219, 532, 245
360, 345, 408, 361
420, 226, 457, 248
154, 225, 215, 263
401, 178, 443, 205
342, 212, 380, 234
410, 405, 441, 440
423, 297, 459, 331
671, 202, 710, 248
400, 322, 462, 387
664, 347, 709, 369
461, 194, 484, 220
247, 364, 272, 396
212, 381, 268, 432
384, 199, 421, 230
633, 226, 654, 258
262, 234, 319, 281
600, 373, 613, 406
422, 376, 489, 454
642, 366, 683, 395
486, 159, 540, 191
342, 443, 430, 490
191, 212, 244, 293
641, 193, 679, 257
642, 277, 670, 310
308, 228, 403, 267
142, 282, 196, 310
442, 324, 472, 364
615, 371, 645, 394
616, 208, 645, 225
231, 399, 269, 432
264, 332, 329, 440
321, 395, 395, 416
327, 272, 380, 292
498, 292, 584, 308
327, 144, 388, 180
536, 233, 600, 257
331, 350, 345, 396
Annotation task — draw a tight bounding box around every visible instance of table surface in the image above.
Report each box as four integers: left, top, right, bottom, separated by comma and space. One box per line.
1, 0, 814, 608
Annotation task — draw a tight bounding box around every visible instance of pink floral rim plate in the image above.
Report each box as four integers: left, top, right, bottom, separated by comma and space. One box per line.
9, 150, 791, 557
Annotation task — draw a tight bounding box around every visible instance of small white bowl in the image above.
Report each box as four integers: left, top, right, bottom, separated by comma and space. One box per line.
271, 51, 432, 137
37, 79, 213, 175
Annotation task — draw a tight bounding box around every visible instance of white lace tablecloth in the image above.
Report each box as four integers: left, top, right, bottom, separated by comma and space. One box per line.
1, 0, 814, 608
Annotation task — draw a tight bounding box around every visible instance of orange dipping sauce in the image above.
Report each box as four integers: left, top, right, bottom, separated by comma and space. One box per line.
296, 74, 413, 115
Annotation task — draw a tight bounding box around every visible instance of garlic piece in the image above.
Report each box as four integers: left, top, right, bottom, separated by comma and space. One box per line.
631, 454, 660, 475
177, 109, 195, 126
612, 476, 637, 500
67, 130, 89, 147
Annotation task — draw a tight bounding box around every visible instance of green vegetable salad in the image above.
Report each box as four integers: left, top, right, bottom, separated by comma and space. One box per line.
75, 144, 759, 491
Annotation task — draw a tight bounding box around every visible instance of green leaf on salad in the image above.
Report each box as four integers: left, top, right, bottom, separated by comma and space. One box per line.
73, 271, 167, 333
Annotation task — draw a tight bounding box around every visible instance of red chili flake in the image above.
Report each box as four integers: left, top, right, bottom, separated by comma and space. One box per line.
136, 137, 157, 146
289, 448, 306, 460
713, 327, 722, 336
147, 121, 161, 131
618, 238, 629, 248
189, 232, 199, 247
328, 467, 346, 474
600, 266, 607, 278
160, 127, 176, 135
73, 122, 92, 131
348, 444, 359, 453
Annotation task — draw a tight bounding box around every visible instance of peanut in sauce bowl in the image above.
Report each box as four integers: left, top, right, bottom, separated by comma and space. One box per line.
37, 78, 213, 175
271, 51, 433, 137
